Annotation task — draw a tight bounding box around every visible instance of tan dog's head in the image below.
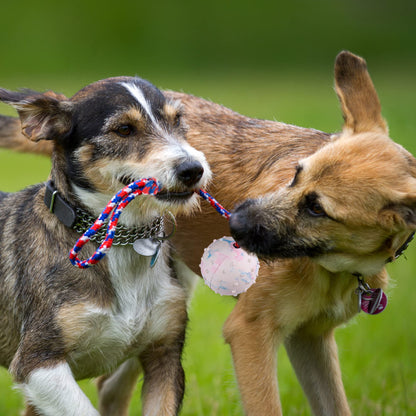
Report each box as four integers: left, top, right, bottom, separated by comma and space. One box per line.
230, 51, 416, 276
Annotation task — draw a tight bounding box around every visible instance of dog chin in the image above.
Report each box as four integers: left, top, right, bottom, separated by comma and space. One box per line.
153, 192, 200, 215
315, 252, 387, 275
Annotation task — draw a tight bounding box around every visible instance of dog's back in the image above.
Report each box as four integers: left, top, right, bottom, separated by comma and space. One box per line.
0, 190, 9, 202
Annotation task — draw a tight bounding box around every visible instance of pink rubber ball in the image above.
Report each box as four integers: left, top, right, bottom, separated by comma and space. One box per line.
200, 236, 260, 296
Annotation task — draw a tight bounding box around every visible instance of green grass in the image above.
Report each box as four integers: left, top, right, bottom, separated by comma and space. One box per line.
0, 69, 415, 415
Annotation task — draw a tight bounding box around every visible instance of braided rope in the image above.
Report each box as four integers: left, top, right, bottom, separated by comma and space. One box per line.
198, 189, 239, 247
69, 178, 161, 269
198, 189, 231, 219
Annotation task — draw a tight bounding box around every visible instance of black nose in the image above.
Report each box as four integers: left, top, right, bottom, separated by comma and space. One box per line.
229, 199, 270, 254
176, 161, 204, 187
229, 201, 253, 246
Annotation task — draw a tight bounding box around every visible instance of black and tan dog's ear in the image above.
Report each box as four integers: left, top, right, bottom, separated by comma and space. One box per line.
334, 51, 388, 135
0, 89, 72, 142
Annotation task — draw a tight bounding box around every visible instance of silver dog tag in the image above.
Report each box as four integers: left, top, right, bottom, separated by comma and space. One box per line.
133, 238, 162, 268
133, 238, 161, 257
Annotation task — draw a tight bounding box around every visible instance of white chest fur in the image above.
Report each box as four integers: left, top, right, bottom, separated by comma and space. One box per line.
62, 246, 186, 379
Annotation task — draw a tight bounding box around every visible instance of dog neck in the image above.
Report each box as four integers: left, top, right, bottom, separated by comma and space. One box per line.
44, 180, 164, 245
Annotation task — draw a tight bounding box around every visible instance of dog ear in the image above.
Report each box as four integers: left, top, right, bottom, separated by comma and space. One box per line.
0, 89, 73, 142
380, 192, 416, 231
383, 205, 416, 230
379, 199, 416, 260
334, 51, 388, 135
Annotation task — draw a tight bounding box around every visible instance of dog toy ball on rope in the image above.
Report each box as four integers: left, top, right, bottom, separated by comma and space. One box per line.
198, 190, 260, 296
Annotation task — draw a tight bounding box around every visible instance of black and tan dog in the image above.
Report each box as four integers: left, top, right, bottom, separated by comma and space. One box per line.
0, 77, 211, 415
1, 52, 415, 415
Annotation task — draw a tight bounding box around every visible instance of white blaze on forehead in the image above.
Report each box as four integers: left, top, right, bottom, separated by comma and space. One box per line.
120, 82, 162, 132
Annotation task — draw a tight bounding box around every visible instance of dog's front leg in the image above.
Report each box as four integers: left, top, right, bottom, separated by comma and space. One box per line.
97, 358, 142, 416
18, 361, 99, 416
223, 304, 282, 416
139, 340, 185, 416
97, 358, 141, 416
284, 328, 351, 416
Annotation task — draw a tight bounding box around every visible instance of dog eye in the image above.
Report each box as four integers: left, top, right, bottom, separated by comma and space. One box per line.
307, 202, 326, 217
115, 125, 133, 137
173, 113, 181, 127
304, 193, 327, 217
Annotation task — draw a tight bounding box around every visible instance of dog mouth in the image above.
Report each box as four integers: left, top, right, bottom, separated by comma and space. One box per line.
155, 190, 195, 202
118, 176, 195, 202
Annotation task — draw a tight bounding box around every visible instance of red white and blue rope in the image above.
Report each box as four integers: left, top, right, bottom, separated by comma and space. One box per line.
198, 189, 239, 247
198, 189, 231, 219
69, 180, 235, 269
69, 178, 161, 268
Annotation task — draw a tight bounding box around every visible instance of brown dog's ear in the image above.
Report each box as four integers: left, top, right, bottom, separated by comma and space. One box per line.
0, 89, 72, 142
379, 200, 416, 260
334, 51, 388, 135
380, 195, 416, 232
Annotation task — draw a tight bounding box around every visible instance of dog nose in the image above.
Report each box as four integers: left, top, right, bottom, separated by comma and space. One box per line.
176, 161, 204, 187
229, 204, 251, 246
229, 199, 266, 253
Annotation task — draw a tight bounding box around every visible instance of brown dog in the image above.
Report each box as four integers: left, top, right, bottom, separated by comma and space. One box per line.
1, 52, 414, 415
176, 51, 416, 415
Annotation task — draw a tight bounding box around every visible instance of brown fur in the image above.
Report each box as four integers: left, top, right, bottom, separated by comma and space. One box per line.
1, 52, 414, 415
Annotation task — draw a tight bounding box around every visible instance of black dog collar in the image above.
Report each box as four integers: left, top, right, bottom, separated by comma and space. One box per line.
44, 180, 164, 245
389, 231, 415, 263
44, 180, 77, 227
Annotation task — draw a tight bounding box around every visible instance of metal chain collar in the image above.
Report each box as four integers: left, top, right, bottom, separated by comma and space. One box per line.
73, 208, 164, 246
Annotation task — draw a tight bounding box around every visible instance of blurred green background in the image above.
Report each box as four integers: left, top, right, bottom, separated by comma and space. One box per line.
0, 0, 415, 94
1, 0, 415, 78
0, 0, 415, 415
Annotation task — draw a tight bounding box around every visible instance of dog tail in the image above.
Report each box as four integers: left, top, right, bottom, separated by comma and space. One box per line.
0, 115, 52, 155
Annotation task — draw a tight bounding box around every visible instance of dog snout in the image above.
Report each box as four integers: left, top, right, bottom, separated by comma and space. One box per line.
229, 200, 254, 238
230, 199, 291, 258
176, 160, 204, 187
231, 198, 328, 259
230, 199, 268, 253
229, 209, 248, 244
